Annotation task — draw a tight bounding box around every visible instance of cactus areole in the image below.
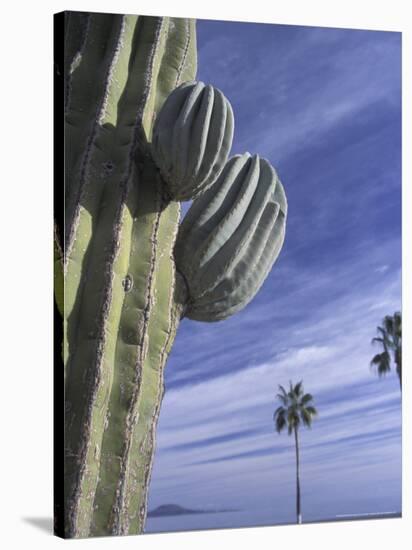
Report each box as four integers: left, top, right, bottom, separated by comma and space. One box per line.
55, 11, 287, 539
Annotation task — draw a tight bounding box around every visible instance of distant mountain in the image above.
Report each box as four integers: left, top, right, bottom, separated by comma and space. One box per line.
147, 504, 238, 517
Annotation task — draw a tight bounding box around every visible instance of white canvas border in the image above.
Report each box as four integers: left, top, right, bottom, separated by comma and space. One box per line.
0, 1, 409, 548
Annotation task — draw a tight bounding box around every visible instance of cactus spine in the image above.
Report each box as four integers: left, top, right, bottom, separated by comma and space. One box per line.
57, 10, 287, 539
60, 13, 196, 537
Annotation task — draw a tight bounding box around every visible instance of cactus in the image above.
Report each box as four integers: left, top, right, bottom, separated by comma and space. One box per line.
152, 81, 234, 200
59, 12, 196, 538
57, 10, 287, 539
175, 153, 287, 321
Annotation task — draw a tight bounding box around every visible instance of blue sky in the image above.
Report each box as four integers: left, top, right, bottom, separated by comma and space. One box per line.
146, 19, 401, 529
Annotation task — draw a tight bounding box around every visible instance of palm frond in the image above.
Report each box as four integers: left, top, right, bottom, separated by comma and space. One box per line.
300, 393, 313, 406
376, 327, 392, 349
276, 393, 288, 406
301, 408, 313, 427
394, 311, 401, 334
293, 380, 303, 394
273, 405, 285, 419
393, 312, 401, 346
383, 315, 394, 337
370, 351, 391, 376
370, 312, 402, 389
275, 410, 287, 434
278, 385, 288, 398
304, 405, 318, 417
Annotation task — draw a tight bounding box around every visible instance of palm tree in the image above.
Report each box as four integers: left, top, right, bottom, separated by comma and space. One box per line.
370, 311, 402, 391
273, 381, 317, 524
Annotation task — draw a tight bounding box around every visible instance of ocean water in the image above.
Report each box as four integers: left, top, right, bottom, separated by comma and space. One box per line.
145, 510, 401, 535
145, 509, 293, 534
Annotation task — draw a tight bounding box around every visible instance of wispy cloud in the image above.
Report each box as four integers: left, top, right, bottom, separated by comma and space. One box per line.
198, 22, 400, 164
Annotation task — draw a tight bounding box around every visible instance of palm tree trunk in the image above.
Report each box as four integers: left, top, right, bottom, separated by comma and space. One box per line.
395, 348, 402, 391
294, 426, 302, 524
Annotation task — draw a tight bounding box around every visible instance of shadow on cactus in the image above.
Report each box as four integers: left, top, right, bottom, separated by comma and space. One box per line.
57, 11, 287, 539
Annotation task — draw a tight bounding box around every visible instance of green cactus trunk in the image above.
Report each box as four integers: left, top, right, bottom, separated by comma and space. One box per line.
59, 12, 196, 538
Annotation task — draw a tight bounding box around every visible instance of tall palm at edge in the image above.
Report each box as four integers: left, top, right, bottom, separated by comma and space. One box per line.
273, 381, 317, 524
370, 311, 402, 391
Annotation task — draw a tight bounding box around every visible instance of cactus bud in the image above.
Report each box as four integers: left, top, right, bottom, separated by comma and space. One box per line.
152, 80, 234, 200
175, 153, 287, 321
